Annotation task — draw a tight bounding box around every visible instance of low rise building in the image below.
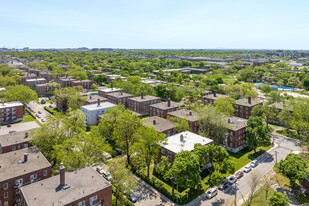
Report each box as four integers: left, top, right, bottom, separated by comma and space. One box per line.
142, 116, 175, 137
98, 88, 122, 98
0, 131, 31, 154
149, 99, 184, 119
20, 73, 37, 84
106, 75, 127, 84
160, 131, 214, 164
71, 80, 93, 90
167, 109, 199, 133
85, 95, 108, 105
235, 96, 262, 119
202, 91, 227, 105
20, 165, 112, 206
0, 147, 52, 206
127, 92, 161, 116
0, 102, 23, 125
25, 78, 46, 89
105, 92, 134, 107
80, 101, 116, 125
57, 77, 76, 88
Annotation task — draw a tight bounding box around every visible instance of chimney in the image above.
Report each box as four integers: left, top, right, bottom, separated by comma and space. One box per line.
228, 118, 230, 123
97, 99, 101, 106
180, 134, 184, 141
141, 91, 144, 99
189, 111, 192, 116
248, 95, 251, 104
90, 95, 92, 99
120, 91, 123, 95
213, 90, 216, 97
153, 120, 156, 125
23, 153, 28, 163
167, 98, 171, 107
60, 163, 65, 187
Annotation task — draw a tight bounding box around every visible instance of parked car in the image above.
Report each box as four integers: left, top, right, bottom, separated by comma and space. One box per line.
206, 188, 218, 199
37, 115, 41, 119
235, 171, 244, 179
218, 179, 229, 190
41, 119, 45, 122
38, 111, 42, 114
49, 104, 53, 108
228, 176, 237, 184
7, 124, 11, 127
128, 193, 137, 203
243, 165, 252, 173
250, 160, 258, 168
96, 166, 104, 175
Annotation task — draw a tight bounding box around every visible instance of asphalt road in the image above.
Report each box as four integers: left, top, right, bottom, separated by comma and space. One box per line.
28, 100, 51, 122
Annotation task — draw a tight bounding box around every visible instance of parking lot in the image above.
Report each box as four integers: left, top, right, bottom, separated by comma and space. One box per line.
27, 100, 52, 123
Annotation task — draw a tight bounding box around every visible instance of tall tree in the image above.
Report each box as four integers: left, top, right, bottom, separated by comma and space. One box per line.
279, 153, 309, 187
246, 116, 271, 153
155, 84, 167, 98
133, 127, 167, 178
113, 112, 142, 164
3, 85, 38, 105
214, 96, 236, 116
268, 192, 291, 206
167, 116, 190, 133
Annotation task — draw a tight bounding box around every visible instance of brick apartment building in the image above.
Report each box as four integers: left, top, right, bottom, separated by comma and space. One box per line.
0, 131, 31, 154
98, 88, 122, 98
106, 75, 127, 84
105, 92, 134, 107
142, 116, 175, 137
0, 147, 52, 206
235, 96, 262, 119
202, 90, 228, 105
0, 102, 24, 125
149, 99, 184, 119
167, 109, 200, 133
85, 95, 108, 105
71, 80, 93, 90
35, 83, 58, 97
203, 90, 212, 96
38, 70, 53, 82
221, 116, 248, 153
57, 77, 76, 88
267, 102, 292, 123
127, 92, 161, 116
20, 165, 112, 206
25, 78, 47, 89
159, 131, 214, 164
19, 73, 37, 85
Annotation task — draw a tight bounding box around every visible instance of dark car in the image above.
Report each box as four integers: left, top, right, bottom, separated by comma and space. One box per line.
218, 179, 229, 190
128, 193, 137, 203
235, 171, 244, 179
7, 124, 11, 127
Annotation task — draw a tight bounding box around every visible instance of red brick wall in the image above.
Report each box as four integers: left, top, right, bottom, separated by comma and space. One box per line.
0, 104, 24, 124
0, 141, 31, 154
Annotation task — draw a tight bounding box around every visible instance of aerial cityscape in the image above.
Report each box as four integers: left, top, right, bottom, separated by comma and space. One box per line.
1, 1, 309, 206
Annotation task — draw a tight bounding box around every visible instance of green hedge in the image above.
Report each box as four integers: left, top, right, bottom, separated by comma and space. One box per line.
44, 106, 54, 115
112, 192, 135, 206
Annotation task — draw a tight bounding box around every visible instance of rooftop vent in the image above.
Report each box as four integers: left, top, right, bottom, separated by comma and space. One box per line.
141, 91, 144, 99
180, 134, 184, 142
60, 163, 65, 187
168, 98, 171, 107
213, 90, 216, 97
248, 96, 251, 104
153, 119, 156, 125
23, 153, 28, 163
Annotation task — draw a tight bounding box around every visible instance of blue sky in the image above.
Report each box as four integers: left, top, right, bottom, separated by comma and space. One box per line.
0, 0, 308, 49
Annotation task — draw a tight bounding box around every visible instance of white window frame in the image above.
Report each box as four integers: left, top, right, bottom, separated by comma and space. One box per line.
44, 170, 48, 176
78, 200, 86, 206
4, 192, 8, 199
3, 183, 8, 190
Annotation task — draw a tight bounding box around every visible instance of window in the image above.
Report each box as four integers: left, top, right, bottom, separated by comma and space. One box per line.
168, 152, 172, 158
44, 170, 48, 176
161, 149, 165, 154
23, 143, 28, 148
16, 178, 23, 185
30, 174, 37, 181
12, 146, 16, 151
4, 192, 8, 199
3, 183, 8, 190
78, 200, 86, 206
90, 195, 98, 205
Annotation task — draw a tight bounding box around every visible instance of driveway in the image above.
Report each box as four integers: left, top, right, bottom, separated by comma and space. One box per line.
28, 101, 50, 122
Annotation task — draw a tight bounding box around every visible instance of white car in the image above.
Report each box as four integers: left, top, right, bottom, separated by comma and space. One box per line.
96, 166, 104, 175
206, 188, 217, 199
250, 160, 258, 168
243, 165, 252, 173
228, 176, 237, 184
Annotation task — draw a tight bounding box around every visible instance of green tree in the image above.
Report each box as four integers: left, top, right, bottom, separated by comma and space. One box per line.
279, 153, 309, 187
108, 158, 137, 206
93, 74, 107, 84
133, 127, 167, 178
268, 192, 291, 206
278, 107, 292, 128
170, 151, 201, 190
214, 97, 236, 116
155, 156, 171, 181
167, 116, 190, 133
113, 112, 142, 164
303, 76, 309, 89
4, 85, 38, 105
260, 85, 271, 93
68, 93, 86, 110
246, 116, 271, 153
155, 84, 167, 98
199, 61, 205, 69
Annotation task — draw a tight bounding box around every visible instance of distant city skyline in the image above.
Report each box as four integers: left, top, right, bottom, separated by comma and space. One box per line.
1, 0, 309, 50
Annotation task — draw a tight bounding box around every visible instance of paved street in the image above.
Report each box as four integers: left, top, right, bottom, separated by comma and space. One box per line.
28, 100, 51, 122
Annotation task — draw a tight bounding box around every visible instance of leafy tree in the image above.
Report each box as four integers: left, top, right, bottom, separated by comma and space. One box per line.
279, 153, 309, 187
278, 107, 292, 128
246, 116, 271, 153
214, 96, 236, 116
68, 93, 86, 110
155, 84, 167, 98
90, 83, 99, 90
93, 74, 107, 84
303, 76, 309, 89
170, 151, 201, 190
113, 112, 142, 164
3, 85, 38, 105
269, 92, 283, 103
108, 158, 137, 206
133, 127, 167, 178
156, 68, 164, 80
290, 99, 309, 141
155, 156, 171, 181
287, 76, 301, 90
252, 104, 278, 130
199, 61, 205, 69
268, 192, 291, 206
167, 116, 190, 133
54, 87, 84, 111
260, 85, 271, 93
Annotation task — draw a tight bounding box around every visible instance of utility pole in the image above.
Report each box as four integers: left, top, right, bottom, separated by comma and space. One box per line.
234, 181, 237, 206
275, 151, 278, 163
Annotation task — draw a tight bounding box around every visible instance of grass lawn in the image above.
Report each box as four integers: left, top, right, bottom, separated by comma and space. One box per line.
20, 114, 36, 123
229, 146, 272, 171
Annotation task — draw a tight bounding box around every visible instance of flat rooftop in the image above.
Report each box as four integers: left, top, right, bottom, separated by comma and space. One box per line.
0, 101, 23, 109
0, 131, 31, 147
163, 131, 213, 153
106, 92, 134, 98
72, 80, 93, 83
128, 95, 161, 102
35, 83, 48, 87
168, 109, 199, 122
86, 95, 107, 102
98, 87, 122, 93
142, 116, 175, 132
150, 101, 184, 110
20, 166, 111, 206
81, 102, 116, 111
227, 116, 247, 131
0, 121, 40, 135
203, 93, 228, 100
0, 147, 51, 182
236, 98, 261, 107
25, 78, 46, 82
